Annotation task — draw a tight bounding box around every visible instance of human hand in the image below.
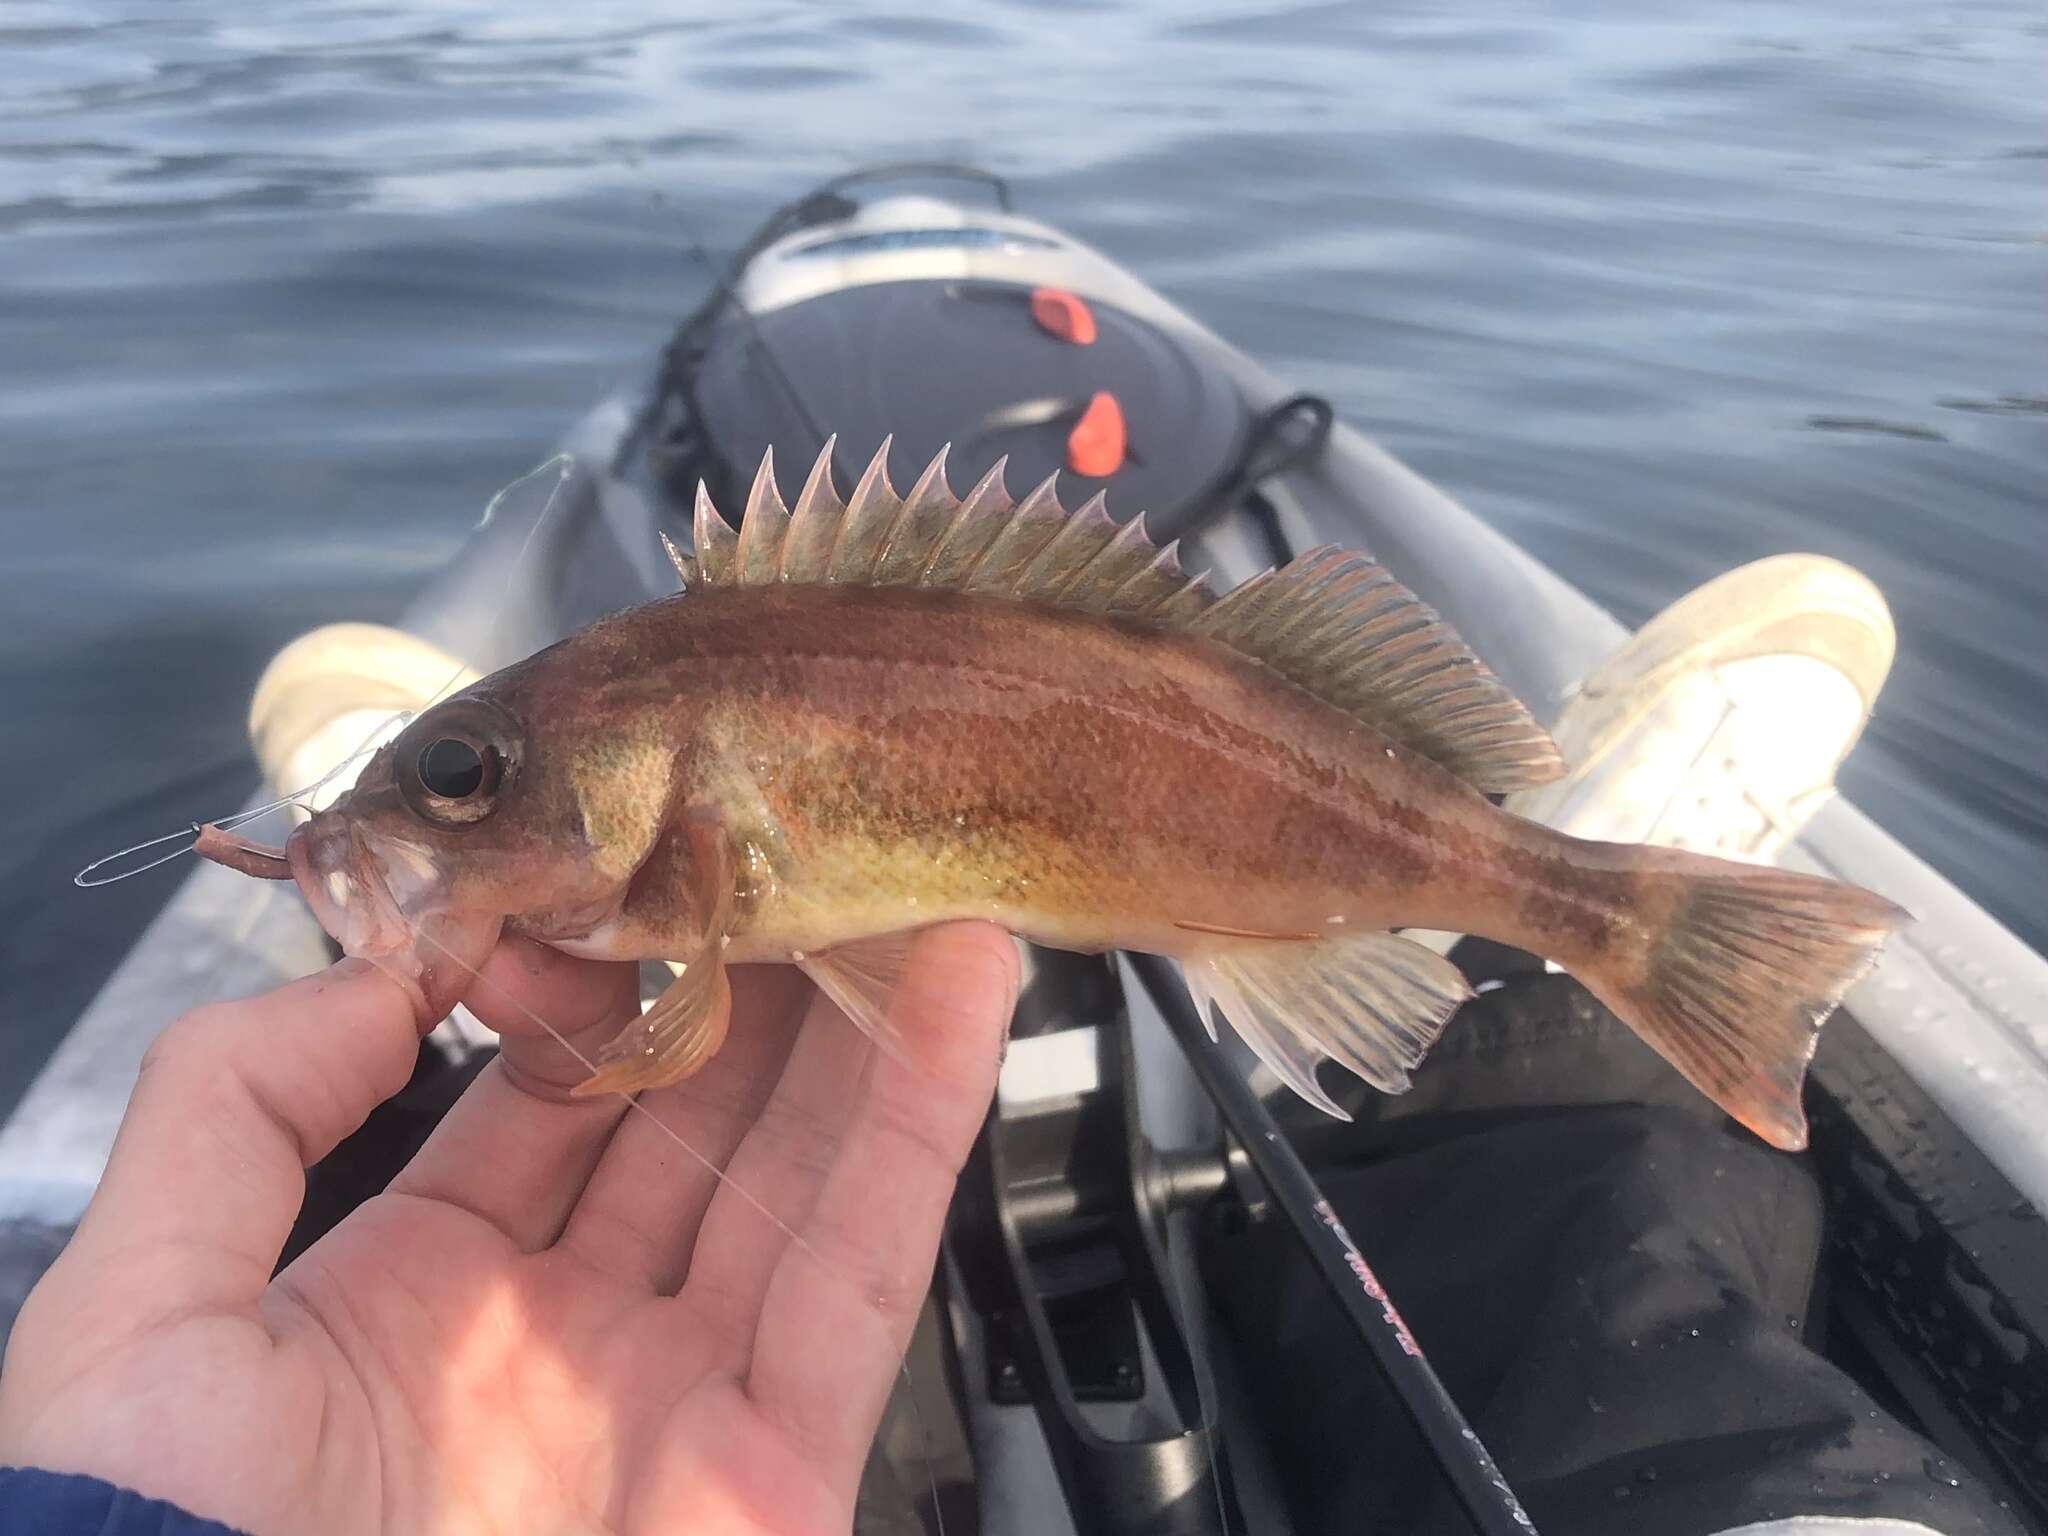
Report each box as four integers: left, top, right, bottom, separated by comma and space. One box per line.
0, 923, 1018, 1534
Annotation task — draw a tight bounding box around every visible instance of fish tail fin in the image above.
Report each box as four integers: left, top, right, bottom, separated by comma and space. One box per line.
1572, 855, 1908, 1151
1182, 930, 1474, 1119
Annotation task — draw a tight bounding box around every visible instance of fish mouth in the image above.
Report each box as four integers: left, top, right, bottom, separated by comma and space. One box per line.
285, 815, 502, 1025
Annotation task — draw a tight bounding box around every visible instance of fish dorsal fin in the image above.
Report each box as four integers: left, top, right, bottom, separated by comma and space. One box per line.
1187, 547, 1566, 792
693, 443, 1563, 790
691, 441, 1211, 625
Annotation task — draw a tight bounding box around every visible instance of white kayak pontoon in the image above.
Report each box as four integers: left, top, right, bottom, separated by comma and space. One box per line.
9, 172, 2043, 1534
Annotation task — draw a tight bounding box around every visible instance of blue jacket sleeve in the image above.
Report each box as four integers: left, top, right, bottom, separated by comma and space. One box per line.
0, 1468, 251, 1535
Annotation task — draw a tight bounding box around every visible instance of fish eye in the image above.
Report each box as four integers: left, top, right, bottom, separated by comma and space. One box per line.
418, 737, 489, 799
396, 700, 518, 826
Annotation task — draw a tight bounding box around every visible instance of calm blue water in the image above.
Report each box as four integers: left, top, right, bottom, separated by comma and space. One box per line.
4, 2, 2044, 1105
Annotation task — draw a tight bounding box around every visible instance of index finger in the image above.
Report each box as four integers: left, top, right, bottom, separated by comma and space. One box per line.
384, 938, 642, 1250
64, 958, 421, 1318
743, 922, 1017, 1474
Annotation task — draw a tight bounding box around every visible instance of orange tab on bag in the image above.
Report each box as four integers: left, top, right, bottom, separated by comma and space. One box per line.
1067, 391, 1126, 477
1030, 286, 1097, 346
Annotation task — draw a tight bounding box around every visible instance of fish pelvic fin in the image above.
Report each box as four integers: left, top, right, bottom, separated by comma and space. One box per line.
1185, 930, 1474, 1118
575, 951, 731, 1097
800, 930, 921, 1068
691, 443, 1559, 793
1566, 853, 1908, 1151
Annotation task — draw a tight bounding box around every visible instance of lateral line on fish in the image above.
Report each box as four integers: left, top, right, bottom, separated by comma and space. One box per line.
1174, 918, 1322, 942
629, 640, 1447, 860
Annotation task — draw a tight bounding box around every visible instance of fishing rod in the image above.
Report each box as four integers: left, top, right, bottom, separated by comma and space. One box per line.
1127, 952, 1540, 1536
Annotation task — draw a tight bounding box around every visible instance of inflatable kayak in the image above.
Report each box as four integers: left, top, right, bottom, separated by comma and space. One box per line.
7, 168, 2043, 1535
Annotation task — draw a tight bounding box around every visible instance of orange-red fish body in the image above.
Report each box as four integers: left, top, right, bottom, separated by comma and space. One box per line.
548, 584, 1595, 967
264, 441, 1903, 1149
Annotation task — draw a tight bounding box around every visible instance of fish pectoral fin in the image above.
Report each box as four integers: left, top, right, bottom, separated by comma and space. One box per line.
574, 825, 738, 1098
573, 952, 732, 1097
1185, 931, 1474, 1119
801, 931, 921, 1067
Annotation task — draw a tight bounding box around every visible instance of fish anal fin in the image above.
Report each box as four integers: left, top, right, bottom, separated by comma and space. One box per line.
800, 931, 919, 1067
1178, 959, 1222, 1044
1189, 930, 1473, 1113
1188, 547, 1565, 793
574, 954, 731, 1097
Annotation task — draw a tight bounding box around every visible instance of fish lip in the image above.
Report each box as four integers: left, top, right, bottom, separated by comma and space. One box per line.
284, 814, 503, 1025
286, 811, 446, 966
286, 815, 410, 961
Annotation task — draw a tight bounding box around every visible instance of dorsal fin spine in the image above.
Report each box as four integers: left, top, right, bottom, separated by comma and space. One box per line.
873, 447, 956, 584
736, 448, 792, 584
922, 459, 1013, 588
1013, 490, 1113, 599
778, 439, 844, 582
659, 528, 695, 590
791, 434, 843, 524
693, 480, 737, 585
855, 440, 924, 579
1103, 538, 1195, 621
902, 444, 952, 511
961, 473, 1065, 595
829, 437, 898, 581
1040, 495, 1127, 604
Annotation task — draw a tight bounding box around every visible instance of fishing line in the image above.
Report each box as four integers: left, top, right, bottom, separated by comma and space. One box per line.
474, 451, 573, 539
75, 451, 579, 890
410, 924, 948, 1534
408, 448, 577, 712
408, 926, 821, 1260
73, 734, 408, 887
494, 170, 956, 1530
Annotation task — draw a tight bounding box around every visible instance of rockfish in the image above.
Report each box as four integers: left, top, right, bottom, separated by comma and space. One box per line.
207, 441, 1905, 1150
